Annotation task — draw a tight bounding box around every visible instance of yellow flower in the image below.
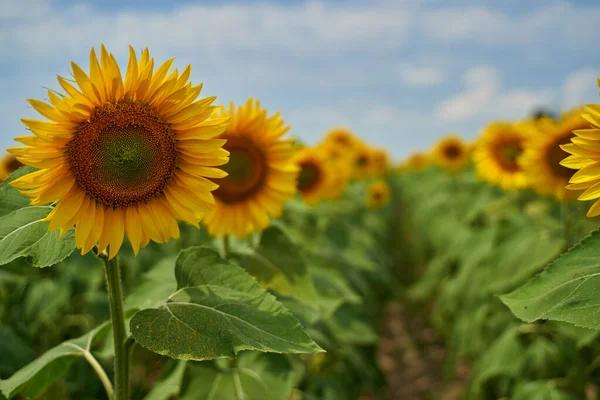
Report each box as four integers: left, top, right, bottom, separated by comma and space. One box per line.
323, 127, 358, 151
9, 45, 229, 259
561, 103, 600, 217
202, 98, 298, 237
521, 108, 588, 201
0, 154, 24, 181
432, 135, 469, 172
370, 148, 390, 176
405, 152, 430, 172
366, 179, 390, 208
352, 143, 373, 180
293, 147, 331, 205
473, 122, 528, 190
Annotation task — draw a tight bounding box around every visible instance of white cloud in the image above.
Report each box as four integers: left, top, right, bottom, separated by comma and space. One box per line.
422, 1, 600, 47
562, 68, 600, 107
434, 65, 552, 122
397, 63, 445, 86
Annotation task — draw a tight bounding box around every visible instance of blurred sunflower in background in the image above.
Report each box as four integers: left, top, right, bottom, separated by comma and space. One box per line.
366, 179, 390, 208
370, 148, 391, 176
9, 45, 229, 259
0, 154, 24, 181
473, 122, 528, 190
323, 127, 358, 152
521, 107, 589, 201
293, 147, 331, 205
405, 151, 430, 172
562, 100, 600, 216
432, 135, 469, 172
202, 98, 298, 237
352, 143, 373, 180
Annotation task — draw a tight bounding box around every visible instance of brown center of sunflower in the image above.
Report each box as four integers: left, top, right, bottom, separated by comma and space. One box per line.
443, 144, 463, 159
67, 100, 178, 208
213, 136, 268, 204
496, 138, 523, 172
356, 154, 368, 168
547, 131, 577, 180
298, 160, 322, 194
6, 157, 23, 173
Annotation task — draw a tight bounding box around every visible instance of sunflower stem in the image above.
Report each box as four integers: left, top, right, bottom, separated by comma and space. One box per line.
99, 250, 130, 400
222, 235, 230, 258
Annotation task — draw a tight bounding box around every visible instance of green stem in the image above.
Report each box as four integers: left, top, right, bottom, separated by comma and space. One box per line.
99, 250, 129, 400
222, 235, 230, 258
82, 350, 114, 400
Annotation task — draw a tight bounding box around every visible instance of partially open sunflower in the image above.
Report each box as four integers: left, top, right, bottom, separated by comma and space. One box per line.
366, 179, 390, 208
9, 46, 230, 259
292, 147, 332, 205
405, 152, 429, 172
352, 143, 373, 180
432, 135, 469, 172
0, 154, 24, 181
561, 100, 600, 216
521, 108, 588, 201
474, 122, 528, 190
323, 127, 358, 151
201, 98, 298, 237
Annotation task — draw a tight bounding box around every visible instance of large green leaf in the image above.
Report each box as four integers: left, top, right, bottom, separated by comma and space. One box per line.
500, 229, 600, 329
130, 246, 323, 361
233, 226, 318, 307
0, 167, 35, 217
125, 256, 177, 311
0, 206, 75, 267
0, 323, 110, 399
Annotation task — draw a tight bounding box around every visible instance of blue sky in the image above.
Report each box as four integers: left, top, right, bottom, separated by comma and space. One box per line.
1, 0, 599, 161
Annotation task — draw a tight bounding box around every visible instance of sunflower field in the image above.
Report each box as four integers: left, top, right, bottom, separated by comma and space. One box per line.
2, 45, 600, 400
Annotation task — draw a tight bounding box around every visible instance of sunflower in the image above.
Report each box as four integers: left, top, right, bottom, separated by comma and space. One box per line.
323, 127, 358, 151
293, 146, 331, 205
432, 135, 469, 172
8, 45, 229, 259
405, 152, 429, 172
352, 143, 373, 180
521, 108, 588, 201
366, 179, 390, 208
473, 122, 528, 190
561, 103, 600, 217
370, 148, 390, 176
0, 154, 24, 181
201, 98, 298, 237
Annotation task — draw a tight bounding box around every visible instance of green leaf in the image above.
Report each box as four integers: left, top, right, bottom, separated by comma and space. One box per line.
512, 381, 579, 400
0, 323, 110, 399
324, 304, 377, 345
0, 166, 35, 217
0, 206, 75, 267
125, 256, 177, 311
143, 361, 187, 400
500, 229, 600, 329
233, 226, 318, 307
130, 246, 323, 361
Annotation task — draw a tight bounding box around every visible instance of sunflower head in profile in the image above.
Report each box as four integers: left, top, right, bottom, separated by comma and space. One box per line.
0, 154, 24, 181
323, 127, 358, 151
202, 98, 298, 237
293, 146, 331, 205
370, 148, 391, 176
561, 98, 600, 216
8, 46, 230, 259
366, 179, 391, 209
432, 135, 469, 172
521, 107, 589, 201
473, 122, 529, 190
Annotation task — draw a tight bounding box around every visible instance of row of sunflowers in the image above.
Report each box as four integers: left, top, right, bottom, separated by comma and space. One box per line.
0, 46, 400, 400
391, 84, 600, 398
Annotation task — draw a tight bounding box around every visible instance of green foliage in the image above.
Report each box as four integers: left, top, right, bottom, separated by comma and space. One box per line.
130, 246, 323, 360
